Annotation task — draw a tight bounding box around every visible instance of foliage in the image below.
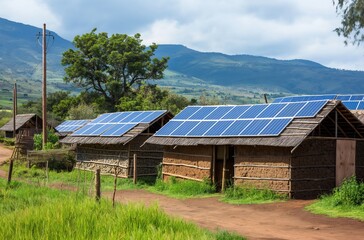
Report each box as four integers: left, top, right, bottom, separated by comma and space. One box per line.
334, 0, 364, 45
67, 102, 98, 120
306, 177, 364, 220
62, 29, 169, 111
117, 84, 190, 115
0, 137, 15, 146
0, 110, 12, 128
153, 177, 216, 198
33, 129, 60, 150
0, 179, 244, 240
222, 185, 287, 204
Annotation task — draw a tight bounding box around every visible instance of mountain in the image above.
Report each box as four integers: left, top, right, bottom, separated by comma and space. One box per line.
1, 17, 364, 108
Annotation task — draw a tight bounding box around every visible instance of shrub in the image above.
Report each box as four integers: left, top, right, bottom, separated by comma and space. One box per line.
33, 129, 60, 150
331, 177, 364, 206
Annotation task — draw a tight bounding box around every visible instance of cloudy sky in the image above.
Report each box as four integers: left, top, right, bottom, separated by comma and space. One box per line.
1, 0, 364, 70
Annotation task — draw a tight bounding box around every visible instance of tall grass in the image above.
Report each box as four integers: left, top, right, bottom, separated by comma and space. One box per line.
306, 177, 364, 221
152, 176, 216, 198
0, 178, 244, 240
221, 185, 287, 204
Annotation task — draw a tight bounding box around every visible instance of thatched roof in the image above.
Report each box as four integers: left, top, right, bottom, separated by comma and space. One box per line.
59, 111, 173, 145
146, 101, 364, 148
0, 114, 39, 131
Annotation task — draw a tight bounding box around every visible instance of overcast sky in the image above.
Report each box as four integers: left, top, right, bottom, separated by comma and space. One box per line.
1, 0, 364, 70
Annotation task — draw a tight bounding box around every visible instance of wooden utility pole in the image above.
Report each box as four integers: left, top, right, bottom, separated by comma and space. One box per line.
221, 146, 227, 192
263, 94, 268, 104
42, 23, 47, 149
13, 83, 17, 138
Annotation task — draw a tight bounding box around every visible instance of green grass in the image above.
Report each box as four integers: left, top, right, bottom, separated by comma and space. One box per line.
306, 177, 364, 221
221, 185, 288, 204
0, 178, 244, 239
150, 177, 217, 199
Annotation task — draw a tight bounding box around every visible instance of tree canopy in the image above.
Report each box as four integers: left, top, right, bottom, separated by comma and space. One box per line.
334, 0, 364, 45
61, 29, 169, 111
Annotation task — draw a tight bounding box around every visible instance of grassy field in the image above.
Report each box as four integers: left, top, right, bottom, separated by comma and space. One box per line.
306, 177, 364, 221
0, 178, 244, 240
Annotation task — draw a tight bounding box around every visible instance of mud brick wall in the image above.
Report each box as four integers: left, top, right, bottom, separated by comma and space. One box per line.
128, 135, 164, 177
76, 144, 129, 177
234, 145, 291, 193
357, 141, 364, 181
162, 145, 212, 181
291, 139, 336, 199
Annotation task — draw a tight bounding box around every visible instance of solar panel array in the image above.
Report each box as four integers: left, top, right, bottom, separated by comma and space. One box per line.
55, 120, 90, 133
71, 110, 166, 137
273, 94, 364, 110
155, 100, 327, 137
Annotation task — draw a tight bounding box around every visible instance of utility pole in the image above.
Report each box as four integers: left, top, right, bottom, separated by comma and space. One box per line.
13, 83, 17, 138
42, 23, 47, 149
37, 24, 54, 150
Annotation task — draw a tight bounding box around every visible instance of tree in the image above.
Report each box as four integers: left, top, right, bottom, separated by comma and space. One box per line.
334, 0, 364, 45
62, 29, 169, 111
67, 103, 99, 120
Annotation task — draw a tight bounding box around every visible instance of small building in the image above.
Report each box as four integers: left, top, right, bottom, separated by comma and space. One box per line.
60, 110, 173, 178
146, 100, 364, 199
0, 114, 45, 155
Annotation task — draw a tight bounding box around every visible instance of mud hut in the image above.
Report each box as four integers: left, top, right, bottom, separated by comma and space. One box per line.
60, 110, 173, 178
146, 100, 364, 199
0, 114, 46, 155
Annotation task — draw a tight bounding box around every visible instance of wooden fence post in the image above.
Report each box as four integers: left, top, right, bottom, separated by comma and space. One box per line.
112, 166, 118, 208
95, 169, 101, 202
133, 154, 137, 184
221, 146, 227, 192
7, 159, 14, 184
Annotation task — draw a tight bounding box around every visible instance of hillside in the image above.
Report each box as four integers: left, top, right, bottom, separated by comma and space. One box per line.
1, 17, 364, 109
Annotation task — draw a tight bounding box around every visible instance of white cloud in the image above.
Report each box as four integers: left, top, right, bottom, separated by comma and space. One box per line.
0, 0, 363, 70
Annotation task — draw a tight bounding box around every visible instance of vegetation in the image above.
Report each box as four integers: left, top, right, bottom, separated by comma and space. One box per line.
0, 179, 244, 240
62, 29, 169, 112
306, 177, 364, 221
221, 185, 287, 204
334, 0, 364, 45
33, 129, 60, 150
152, 177, 216, 198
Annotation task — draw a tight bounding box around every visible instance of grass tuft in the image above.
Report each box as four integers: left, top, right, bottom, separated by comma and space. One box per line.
221, 185, 287, 204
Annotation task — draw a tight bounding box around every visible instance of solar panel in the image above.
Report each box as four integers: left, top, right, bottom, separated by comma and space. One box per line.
187, 121, 216, 136
358, 101, 364, 110
204, 121, 234, 136
222, 105, 251, 119
220, 120, 252, 136
239, 119, 271, 136
55, 120, 90, 133
170, 121, 199, 136
189, 106, 218, 120
257, 103, 285, 118
205, 106, 235, 120
239, 104, 268, 118
259, 118, 292, 136
71, 110, 166, 137
154, 121, 184, 136
275, 95, 336, 103
276, 102, 306, 118
295, 100, 327, 117
343, 101, 359, 110
174, 106, 201, 120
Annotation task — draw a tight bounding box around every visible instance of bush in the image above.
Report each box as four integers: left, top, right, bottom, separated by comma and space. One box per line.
331, 177, 364, 206
223, 185, 287, 204
33, 129, 60, 150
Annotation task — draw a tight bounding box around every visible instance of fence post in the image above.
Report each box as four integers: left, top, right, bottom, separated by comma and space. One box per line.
133, 154, 137, 184
45, 160, 49, 184
7, 159, 14, 184
95, 168, 101, 202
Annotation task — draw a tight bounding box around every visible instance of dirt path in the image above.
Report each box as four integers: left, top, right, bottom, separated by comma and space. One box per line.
106, 189, 364, 240
0, 143, 12, 164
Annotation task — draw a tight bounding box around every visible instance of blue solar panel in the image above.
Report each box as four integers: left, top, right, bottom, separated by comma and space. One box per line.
350, 95, 364, 101
343, 101, 359, 110
239, 104, 268, 118
155, 121, 184, 136
101, 123, 136, 136
174, 107, 201, 120
222, 105, 251, 119
56, 120, 90, 133
276, 95, 336, 103
276, 102, 306, 118
140, 111, 166, 123
204, 120, 234, 136
240, 119, 270, 136
257, 103, 286, 118
259, 118, 292, 136
109, 112, 129, 123
187, 121, 216, 136
189, 107, 218, 120
336, 95, 350, 101
358, 101, 364, 110
205, 106, 234, 120
72, 125, 96, 135
221, 120, 252, 136
296, 100, 327, 117
170, 121, 199, 136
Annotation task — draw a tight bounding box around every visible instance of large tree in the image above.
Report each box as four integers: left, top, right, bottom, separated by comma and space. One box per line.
334, 0, 364, 45
61, 29, 169, 111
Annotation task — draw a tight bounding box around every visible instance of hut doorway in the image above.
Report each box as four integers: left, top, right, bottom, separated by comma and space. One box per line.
214, 145, 234, 191
336, 140, 356, 186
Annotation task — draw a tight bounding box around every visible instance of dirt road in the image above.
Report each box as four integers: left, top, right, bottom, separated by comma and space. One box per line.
0, 143, 12, 164
108, 189, 364, 240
